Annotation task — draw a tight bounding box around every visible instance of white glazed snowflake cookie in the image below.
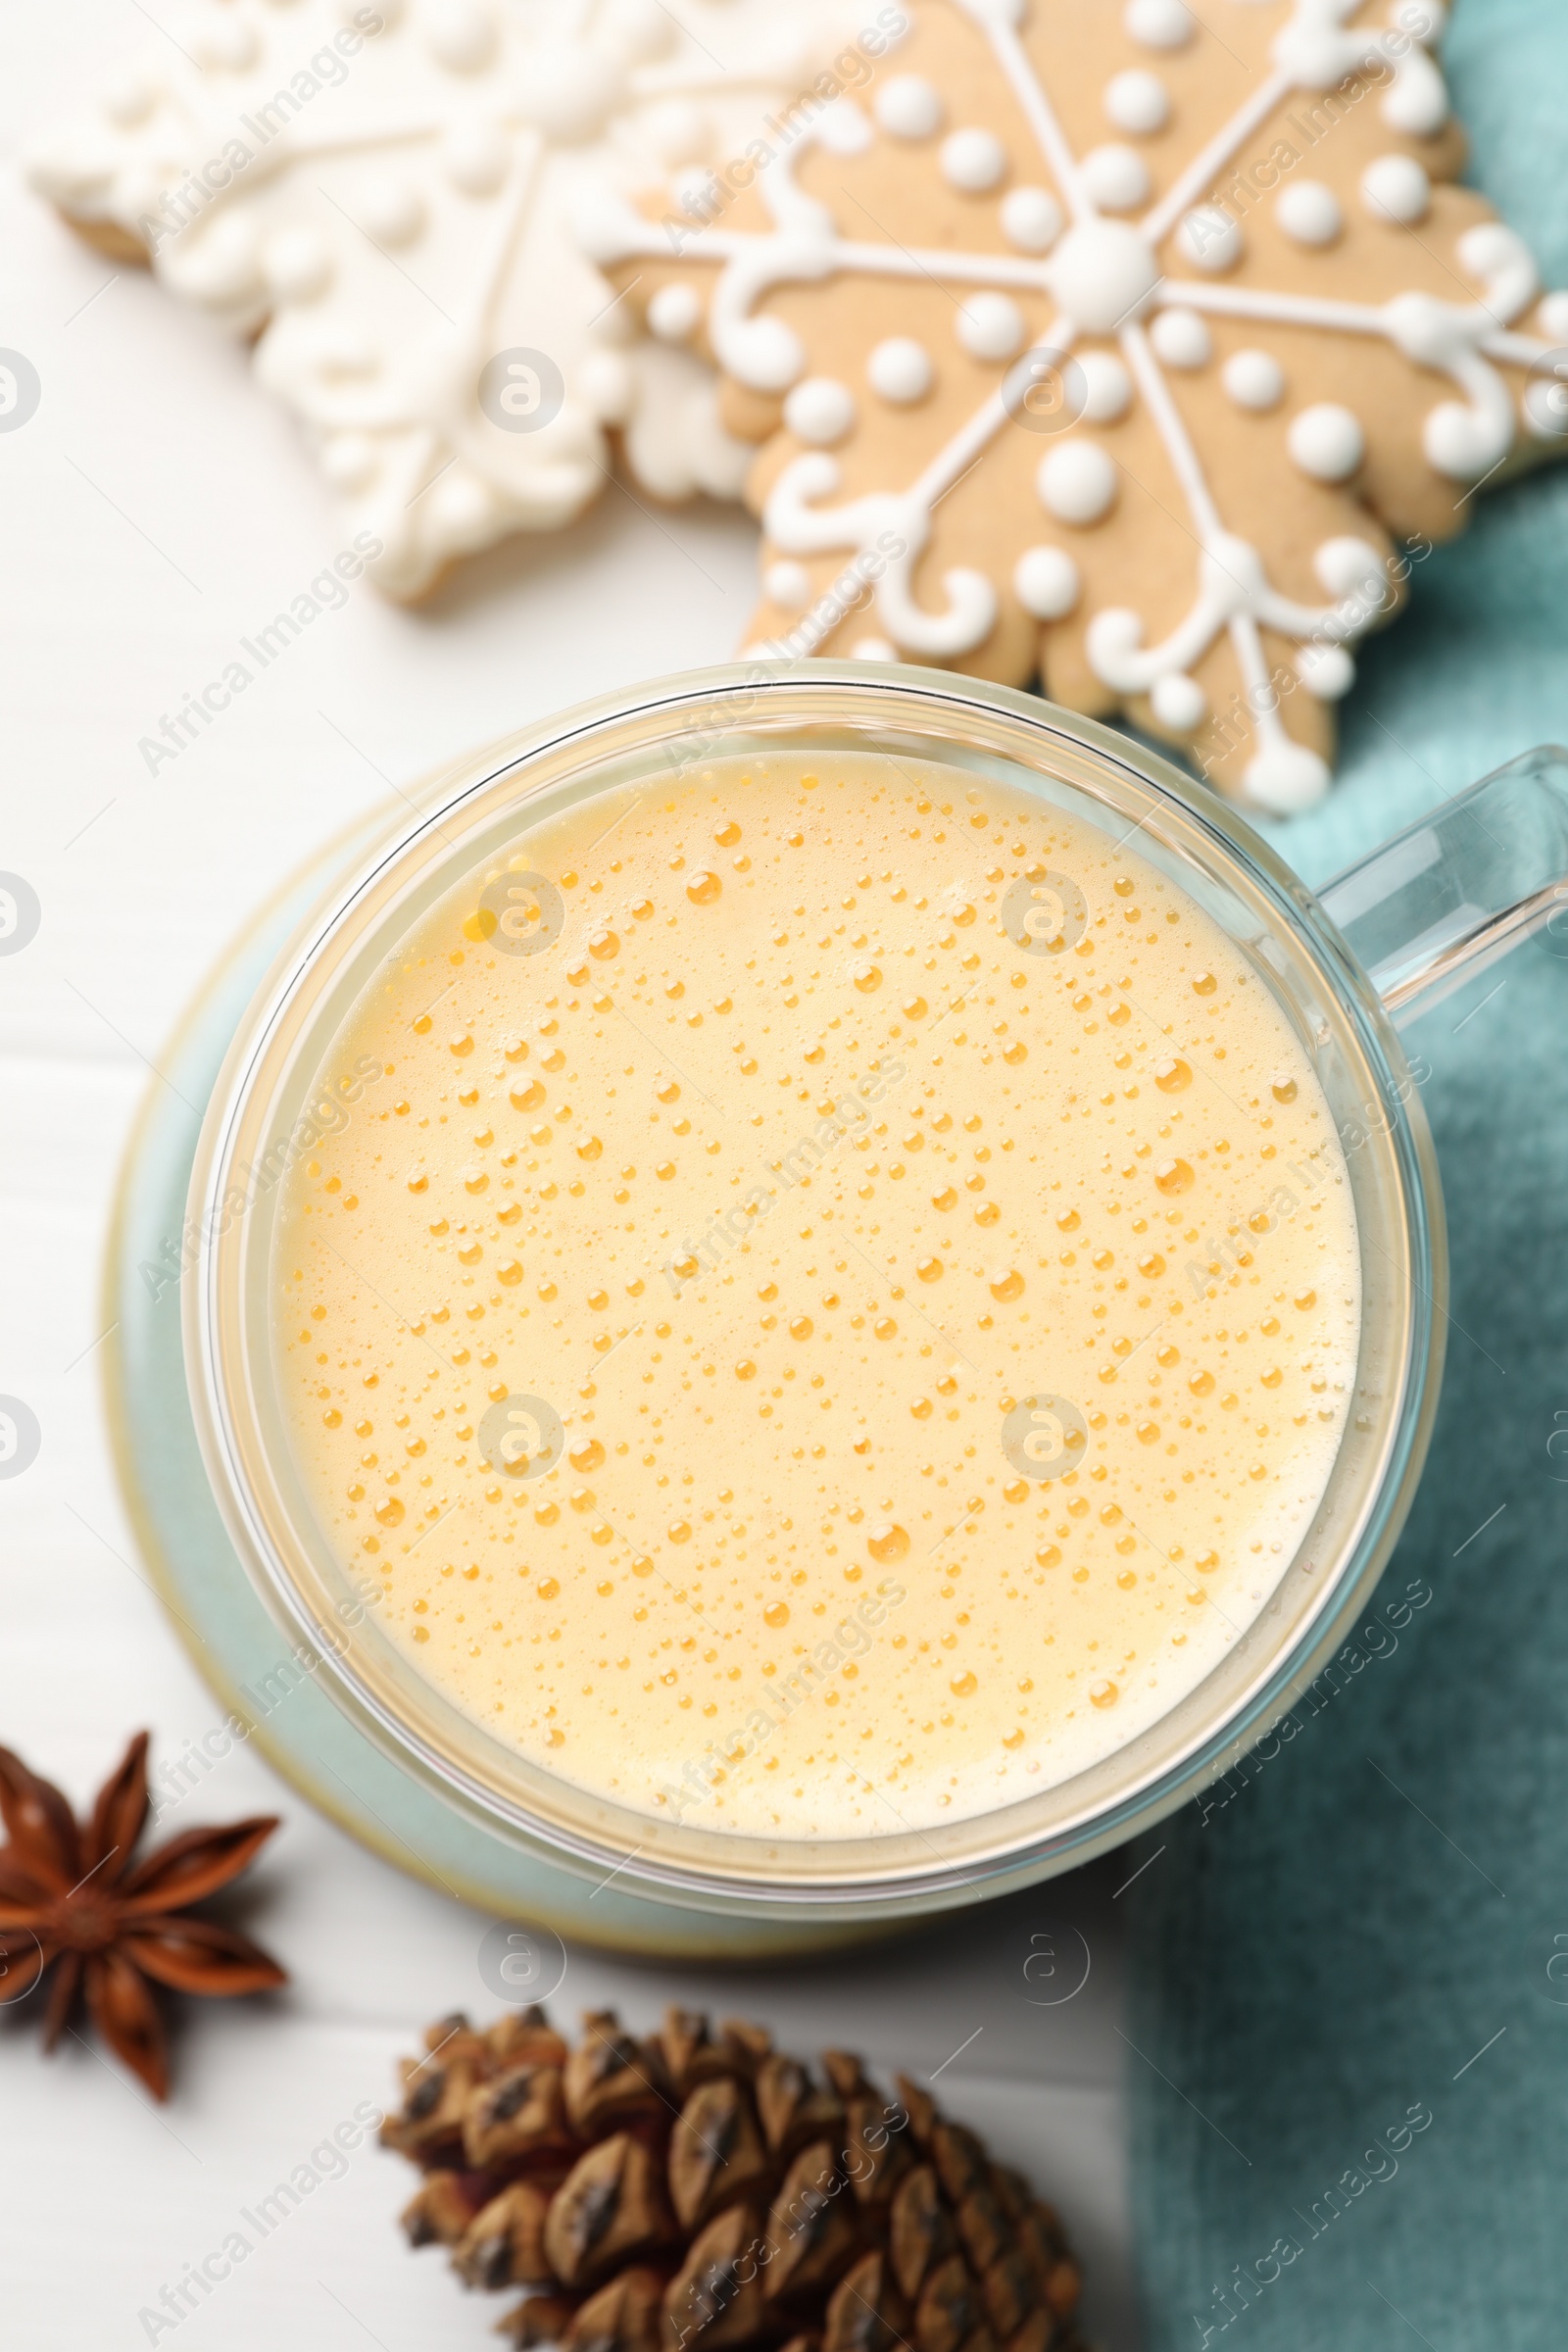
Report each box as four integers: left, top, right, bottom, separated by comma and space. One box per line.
29, 0, 877, 599
589, 0, 1568, 809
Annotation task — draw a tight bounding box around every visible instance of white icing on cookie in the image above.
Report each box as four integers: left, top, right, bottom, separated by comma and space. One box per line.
649, 282, 703, 342
941, 127, 1007, 193
1049, 220, 1160, 332
1013, 544, 1080, 618
1288, 403, 1365, 480
1078, 349, 1133, 421
1223, 349, 1285, 411
875, 74, 944, 140
27, 0, 865, 597
1104, 71, 1170, 136
1000, 185, 1063, 254
426, 3, 500, 77
868, 336, 935, 404
1150, 307, 1211, 368
1150, 672, 1207, 730
957, 293, 1026, 362
764, 557, 813, 610
1178, 206, 1243, 271
573, 0, 1566, 806
1270, 0, 1448, 138
1124, 0, 1194, 50
1276, 180, 1343, 248
443, 120, 510, 197
762, 453, 1000, 656
853, 635, 900, 660
353, 173, 425, 248
1361, 154, 1430, 225
263, 229, 332, 305
643, 97, 714, 167
1081, 144, 1151, 214
1246, 739, 1332, 814
1314, 537, 1388, 599
1038, 440, 1118, 524
784, 376, 858, 445
1296, 640, 1355, 699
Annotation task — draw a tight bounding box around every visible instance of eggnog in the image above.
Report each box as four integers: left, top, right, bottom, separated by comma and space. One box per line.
273, 754, 1358, 1838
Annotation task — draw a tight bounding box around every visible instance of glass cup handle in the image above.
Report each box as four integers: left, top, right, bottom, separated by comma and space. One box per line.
1317, 746, 1568, 1026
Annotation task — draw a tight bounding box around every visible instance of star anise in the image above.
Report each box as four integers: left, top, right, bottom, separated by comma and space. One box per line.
0, 1731, 286, 2099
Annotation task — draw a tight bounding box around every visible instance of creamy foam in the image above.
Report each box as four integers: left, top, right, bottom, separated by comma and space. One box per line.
273, 754, 1358, 1838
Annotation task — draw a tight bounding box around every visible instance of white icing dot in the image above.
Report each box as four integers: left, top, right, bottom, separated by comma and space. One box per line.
783, 376, 858, 446
104, 75, 156, 127
1244, 738, 1332, 813
1537, 292, 1568, 342
764, 560, 812, 612
1001, 186, 1063, 254
867, 337, 934, 404
431, 470, 498, 546
518, 42, 624, 142
815, 100, 875, 158
181, 208, 263, 303
1150, 307, 1211, 368
853, 637, 900, 662
1424, 400, 1511, 481
1360, 154, 1431, 225
262, 228, 332, 304
942, 128, 1007, 194
642, 98, 710, 167
1013, 545, 1081, 619
1049, 219, 1160, 333
1104, 71, 1170, 135
425, 0, 498, 74
1288, 403, 1365, 481
1151, 673, 1207, 731
1296, 642, 1356, 700
1123, 0, 1193, 47
1277, 180, 1343, 248
648, 282, 702, 343
1222, 349, 1285, 412
1038, 440, 1118, 525
734, 317, 805, 396
1458, 221, 1533, 289
1178, 206, 1243, 272
1381, 52, 1449, 135
355, 175, 426, 248
958, 293, 1026, 363
579, 350, 633, 424
875, 74, 943, 140
1314, 537, 1387, 599
444, 120, 510, 196
1078, 350, 1133, 422
1081, 144, 1151, 213
321, 434, 379, 493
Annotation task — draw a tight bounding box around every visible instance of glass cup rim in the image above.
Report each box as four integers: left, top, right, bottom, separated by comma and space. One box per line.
186, 662, 1445, 1920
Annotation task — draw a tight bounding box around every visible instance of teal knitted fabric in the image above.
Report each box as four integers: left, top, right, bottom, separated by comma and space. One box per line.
1126, 6, 1568, 2346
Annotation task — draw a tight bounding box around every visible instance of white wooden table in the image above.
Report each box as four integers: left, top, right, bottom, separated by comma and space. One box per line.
0, 12, 1133, 2343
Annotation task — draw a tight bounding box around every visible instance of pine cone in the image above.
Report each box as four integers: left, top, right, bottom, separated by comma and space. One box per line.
382, 2006, 1085, 2352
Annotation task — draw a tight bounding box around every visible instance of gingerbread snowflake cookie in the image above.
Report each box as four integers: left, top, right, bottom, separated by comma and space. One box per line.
588, 0, 1568, 809
29, 0, 868, 599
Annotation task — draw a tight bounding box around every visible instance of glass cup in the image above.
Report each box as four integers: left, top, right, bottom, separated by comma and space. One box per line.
184, 663, 1568, 1928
